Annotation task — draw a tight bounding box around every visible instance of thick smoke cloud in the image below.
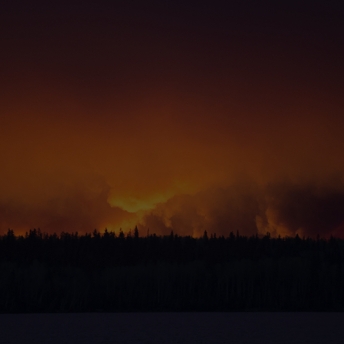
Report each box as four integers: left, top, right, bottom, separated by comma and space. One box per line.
263, 180, 344, 238
140, 178, 344, 239
2, 177, 343, 238
140, 181, 264, 237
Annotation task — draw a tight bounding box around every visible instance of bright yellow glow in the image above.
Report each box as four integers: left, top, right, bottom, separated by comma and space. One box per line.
108, 192, 174, 213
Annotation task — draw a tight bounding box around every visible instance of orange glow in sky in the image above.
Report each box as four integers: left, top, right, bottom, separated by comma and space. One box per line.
1, 2, 344, 238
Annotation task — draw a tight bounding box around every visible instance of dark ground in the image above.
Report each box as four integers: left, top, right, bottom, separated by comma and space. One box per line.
0, 312, 343, 344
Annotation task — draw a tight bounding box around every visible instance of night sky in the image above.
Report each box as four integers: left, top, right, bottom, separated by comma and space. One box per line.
1, 1, 344, 238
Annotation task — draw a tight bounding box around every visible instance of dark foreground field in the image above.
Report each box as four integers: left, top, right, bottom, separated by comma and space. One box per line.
1, 229, 344, 312
1, 313, 344, 344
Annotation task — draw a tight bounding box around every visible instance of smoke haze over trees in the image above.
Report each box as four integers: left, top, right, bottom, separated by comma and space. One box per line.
1, 179, 344, 239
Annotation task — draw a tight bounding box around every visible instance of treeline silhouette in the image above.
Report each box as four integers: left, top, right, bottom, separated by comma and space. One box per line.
1, 228, 344, 312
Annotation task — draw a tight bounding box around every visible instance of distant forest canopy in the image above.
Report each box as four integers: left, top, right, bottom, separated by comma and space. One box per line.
1, 227, 343, 266
1, 227, 344, 312
1, 225, 340, 240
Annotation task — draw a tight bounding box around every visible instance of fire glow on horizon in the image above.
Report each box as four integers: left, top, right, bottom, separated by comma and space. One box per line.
1, 1, 344, 238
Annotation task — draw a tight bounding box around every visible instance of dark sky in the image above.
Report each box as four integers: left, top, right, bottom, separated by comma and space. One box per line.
1, 0, 344, 237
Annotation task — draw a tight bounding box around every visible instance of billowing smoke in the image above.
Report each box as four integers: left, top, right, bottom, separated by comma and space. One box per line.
262, 178, 344, 238
140, 178, 344, 239
2, 171, 344, 238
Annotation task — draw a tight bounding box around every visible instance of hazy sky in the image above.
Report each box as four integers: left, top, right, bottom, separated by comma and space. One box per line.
1, 1, 344, 237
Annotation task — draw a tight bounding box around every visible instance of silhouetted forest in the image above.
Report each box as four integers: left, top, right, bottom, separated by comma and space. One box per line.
1, 228, 344, 312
